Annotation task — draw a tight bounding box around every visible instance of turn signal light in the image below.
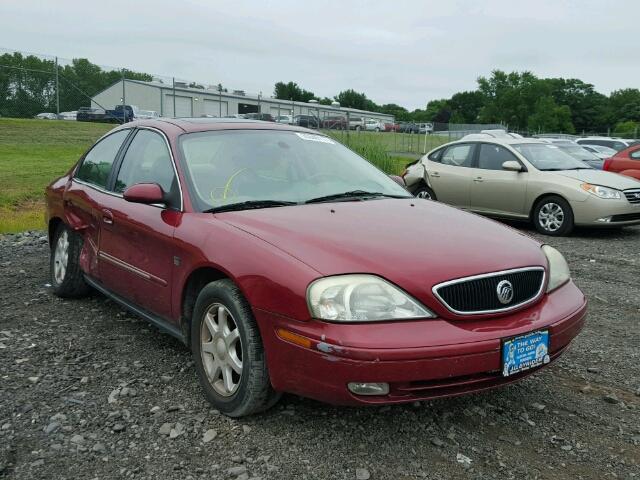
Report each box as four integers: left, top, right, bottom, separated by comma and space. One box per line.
276, 328, 312, 348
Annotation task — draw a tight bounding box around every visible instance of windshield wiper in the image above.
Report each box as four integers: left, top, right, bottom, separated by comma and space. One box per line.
305, 190, 408, 204
204, 200, 298, 214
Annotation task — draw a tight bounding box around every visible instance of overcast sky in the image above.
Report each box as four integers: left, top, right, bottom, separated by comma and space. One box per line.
1, 0, 639, 110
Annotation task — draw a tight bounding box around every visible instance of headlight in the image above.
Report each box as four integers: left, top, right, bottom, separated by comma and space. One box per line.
542, 245, 570, 292
307, 274, 435, 322
580, 183, 622, 199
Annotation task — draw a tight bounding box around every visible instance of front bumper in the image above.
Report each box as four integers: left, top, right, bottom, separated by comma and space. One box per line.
572, 195, 640, 226
255, 281, 587, 405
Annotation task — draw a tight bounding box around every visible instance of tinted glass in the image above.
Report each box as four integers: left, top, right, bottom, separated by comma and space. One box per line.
114, 130, 175, 194
179, 130, 410, 211
76, 130, 130, 188
441, 144, 473, 167
478, 144, 518, 170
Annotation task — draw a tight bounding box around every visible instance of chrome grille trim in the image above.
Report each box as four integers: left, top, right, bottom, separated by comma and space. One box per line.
623, 189, 640, 204
432, 267, 546, 316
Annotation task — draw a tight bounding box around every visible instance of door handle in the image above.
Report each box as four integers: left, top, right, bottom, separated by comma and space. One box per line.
430, 171, 440, 177
102, 209, 114, 225
473, 177, 484, 182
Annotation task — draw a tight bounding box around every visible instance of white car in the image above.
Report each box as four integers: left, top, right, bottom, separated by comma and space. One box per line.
58, 111, 77, 121
365, 119, 385, 132
580, 144, 618, 159
35, 113, 58, 120
138, 110, 159, 119
576, 137, 638, 152
275, 115, 293, 124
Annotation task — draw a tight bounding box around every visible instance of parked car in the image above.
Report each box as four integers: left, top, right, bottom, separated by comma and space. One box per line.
322, 116, 347, 130
403, 134, 640, 235
540, 139, 604, 169
399, 122, 419, 133
57, 111, 77, 121
138, 110, 160, 120
77, 107, 108, 123
275, 115, 293, 124
294, 114, 320, 128
348, 116, 365, 131
581, 144, 618, 159
418, 123, 434, 134
106, 104, 140, 123
225, 114, 247, 119
35, 112, 58, 120
243, 112, 275, 122
576, 137, 637, 152
384, 123, 399, 132
603, 144, 640, 180
45, 118, 586, 416
364, 119, 385, 132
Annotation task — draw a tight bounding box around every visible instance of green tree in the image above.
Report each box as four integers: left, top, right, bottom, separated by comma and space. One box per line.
448, 91, 483, 123
334, 89, 379, 112
608, 88, 640, 123
612, 120, 639, 138
273, 81, 317, 102
527, 96, 574, 133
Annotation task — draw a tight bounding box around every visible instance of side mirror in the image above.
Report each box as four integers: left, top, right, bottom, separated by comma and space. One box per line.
123, 183, 165, 205
502, 160, 523, 172
388, 175, 406, 187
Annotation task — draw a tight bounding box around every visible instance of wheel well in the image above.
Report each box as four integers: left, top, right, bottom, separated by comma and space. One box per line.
408, 179, 427, 195
181, 267, 229, 333
48, 217, 63, 246
529, 193, 569, 220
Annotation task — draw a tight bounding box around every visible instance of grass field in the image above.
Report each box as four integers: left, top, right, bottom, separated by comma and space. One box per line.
0, 119, 112, 233
0, 119, 448, 234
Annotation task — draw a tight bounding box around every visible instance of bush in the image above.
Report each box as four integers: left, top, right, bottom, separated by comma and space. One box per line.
613, 121, 639, 138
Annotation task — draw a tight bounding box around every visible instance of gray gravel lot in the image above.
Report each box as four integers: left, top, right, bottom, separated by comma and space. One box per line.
1, 226, 639, 479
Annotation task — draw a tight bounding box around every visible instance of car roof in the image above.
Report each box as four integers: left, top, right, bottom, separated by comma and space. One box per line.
123, 117, 319, 134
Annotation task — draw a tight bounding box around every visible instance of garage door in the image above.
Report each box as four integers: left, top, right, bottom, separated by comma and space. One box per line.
162, 95, 193, 117
270, 106, 291, 117
203, 99, 228, 117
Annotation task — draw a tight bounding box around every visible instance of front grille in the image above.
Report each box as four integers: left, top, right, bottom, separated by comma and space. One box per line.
433, 267, 545, 315
611, 212, 640, 222
624, 189, 640, 204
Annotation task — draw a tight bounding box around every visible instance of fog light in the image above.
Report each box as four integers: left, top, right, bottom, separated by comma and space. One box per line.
596, 216, 612, 223
347, 382, 389, 396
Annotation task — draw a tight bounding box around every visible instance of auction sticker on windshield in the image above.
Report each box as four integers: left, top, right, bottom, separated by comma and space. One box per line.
295, 132, 335, 144
501, 330, 550, 377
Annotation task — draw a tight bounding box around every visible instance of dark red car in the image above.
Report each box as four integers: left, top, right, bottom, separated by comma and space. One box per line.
603, 144, 640, 180
46, 118, 586, 417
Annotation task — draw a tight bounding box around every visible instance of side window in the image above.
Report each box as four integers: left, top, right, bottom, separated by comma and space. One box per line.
612, 142, 626, 151
477, 144, 519, 170
428, 147, 444, 162
441, 144, 474, 167
114, 130, 176, 194
630, 149, 640, 160
75, 130, 130, 188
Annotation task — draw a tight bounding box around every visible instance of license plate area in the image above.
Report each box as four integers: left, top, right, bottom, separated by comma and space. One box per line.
501, 330, 550, 377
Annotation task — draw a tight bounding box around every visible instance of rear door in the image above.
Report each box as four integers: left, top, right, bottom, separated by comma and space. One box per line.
424, 143, 475, 208
65, 129, 132, 279
468, 143, 528, 217
98, 128, 181, 320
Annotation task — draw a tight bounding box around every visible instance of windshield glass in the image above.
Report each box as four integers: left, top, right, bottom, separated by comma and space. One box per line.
513, 143, 590, 170
556, 145, 599, 162
179, 130, 410, 211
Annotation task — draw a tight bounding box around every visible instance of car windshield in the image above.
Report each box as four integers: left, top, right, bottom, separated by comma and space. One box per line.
555, 145, 599, 162
512, 143, 590, 170
179, 130, 411, 211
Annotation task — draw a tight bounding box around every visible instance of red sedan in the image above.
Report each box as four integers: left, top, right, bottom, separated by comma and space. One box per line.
45, 118, 586, 417
603, 143, 640, 180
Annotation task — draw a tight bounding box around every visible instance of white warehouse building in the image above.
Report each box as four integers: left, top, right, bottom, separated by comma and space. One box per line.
91, 79, 394, 124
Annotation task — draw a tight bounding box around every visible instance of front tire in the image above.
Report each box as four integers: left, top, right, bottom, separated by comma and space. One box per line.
50, 224, 90, 298
191, 279, 280, 417
533, 195, 574, 236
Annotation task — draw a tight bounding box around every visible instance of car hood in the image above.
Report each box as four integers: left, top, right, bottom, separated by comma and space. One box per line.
556, 169, 640, 189
218, 199, 547, 314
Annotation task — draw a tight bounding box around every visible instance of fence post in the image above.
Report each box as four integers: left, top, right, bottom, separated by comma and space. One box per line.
346, 112, 350, 144
172, 77, 176, 117
121, 69, 126, 123
55, 57, 59, 115
219, 85, 222, 117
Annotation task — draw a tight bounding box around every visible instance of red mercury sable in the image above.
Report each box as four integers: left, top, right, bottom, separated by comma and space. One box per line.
45, 119, 587, 417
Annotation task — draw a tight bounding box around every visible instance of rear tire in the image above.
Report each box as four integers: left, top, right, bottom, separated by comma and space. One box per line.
50, 224, 90, 298
414, 185, 437, 201
191, 279, 280, 417
532, 195, 574, 236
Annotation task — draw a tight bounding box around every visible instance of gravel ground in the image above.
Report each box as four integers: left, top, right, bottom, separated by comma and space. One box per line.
1, 226, 639, 480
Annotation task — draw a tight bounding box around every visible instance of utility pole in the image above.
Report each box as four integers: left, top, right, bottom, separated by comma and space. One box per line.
55, 57, 60, 115
121, 69, 126, 123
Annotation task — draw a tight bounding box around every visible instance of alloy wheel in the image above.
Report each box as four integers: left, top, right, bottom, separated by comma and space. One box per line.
200, 303, 243, 397
53, 230, 69, 284
416, 190, 432, 200
538, 202, 565, 232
